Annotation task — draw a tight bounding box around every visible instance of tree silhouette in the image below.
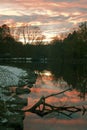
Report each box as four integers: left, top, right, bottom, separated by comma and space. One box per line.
77, 21, 87, 42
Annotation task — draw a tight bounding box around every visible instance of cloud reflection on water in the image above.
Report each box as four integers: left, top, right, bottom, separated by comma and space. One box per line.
24, 70, 87, 130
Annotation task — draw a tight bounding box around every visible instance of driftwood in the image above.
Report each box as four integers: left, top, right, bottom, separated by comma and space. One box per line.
23, 88, 87, 118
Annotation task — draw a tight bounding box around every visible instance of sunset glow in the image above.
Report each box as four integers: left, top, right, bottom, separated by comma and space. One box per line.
0, 0, 87, 41
41, 70, 52, 76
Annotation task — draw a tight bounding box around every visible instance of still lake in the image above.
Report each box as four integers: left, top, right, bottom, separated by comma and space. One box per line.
0, 61, 87, 130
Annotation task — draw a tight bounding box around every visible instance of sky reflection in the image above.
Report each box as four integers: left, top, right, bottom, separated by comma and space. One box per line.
24, 116, 87, 130
23, 70, 87, 130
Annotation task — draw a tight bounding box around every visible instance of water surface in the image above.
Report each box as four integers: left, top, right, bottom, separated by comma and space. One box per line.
0, 62, 87, 130
24, 69, 87, 130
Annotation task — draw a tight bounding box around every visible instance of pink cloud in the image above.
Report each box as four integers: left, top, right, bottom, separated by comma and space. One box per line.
0, 0, 87, 40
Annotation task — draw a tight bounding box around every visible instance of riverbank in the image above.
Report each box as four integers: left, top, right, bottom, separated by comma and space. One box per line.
0, 65, 37, 130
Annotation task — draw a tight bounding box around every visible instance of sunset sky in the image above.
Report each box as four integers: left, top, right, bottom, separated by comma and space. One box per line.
0, 0, 87, 40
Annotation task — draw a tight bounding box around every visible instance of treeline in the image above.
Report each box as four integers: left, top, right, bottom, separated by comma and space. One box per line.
0, 22, 87, 62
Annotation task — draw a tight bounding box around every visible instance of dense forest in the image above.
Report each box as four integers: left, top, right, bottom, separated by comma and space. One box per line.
0, 21, 87, 61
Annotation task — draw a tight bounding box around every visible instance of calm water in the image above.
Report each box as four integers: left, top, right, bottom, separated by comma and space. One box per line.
0, 62, 87, 130
23, 70, 87, 130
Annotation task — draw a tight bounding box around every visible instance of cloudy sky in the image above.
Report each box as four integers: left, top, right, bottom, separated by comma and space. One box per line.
0, 0, 87, 40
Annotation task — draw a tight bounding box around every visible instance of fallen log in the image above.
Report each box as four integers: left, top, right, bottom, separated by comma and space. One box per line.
23, 88, 87, 118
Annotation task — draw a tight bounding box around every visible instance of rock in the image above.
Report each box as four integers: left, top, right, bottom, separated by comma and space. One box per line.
16, 88, 31, 94
18, 70, 37, 87
0, 65, 38, 130
6, 95, 27, 106
27, 83, 33, 88
7, 113, 24, 130
9, 86, 17, 93
0, 100, 7, 116
0, 112, 24, 130
2, 90, 12, 96
0, 126, 14, 130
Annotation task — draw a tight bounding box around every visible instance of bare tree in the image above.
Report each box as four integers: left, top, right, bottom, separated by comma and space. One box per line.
18, 24, 45, 44
10, 23, 45, 44
26, 25, 45, 45
10, 25, 21, 41
19, 23, 27, 44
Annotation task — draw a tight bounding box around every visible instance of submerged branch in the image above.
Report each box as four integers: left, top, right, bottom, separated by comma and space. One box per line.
44, 88, 72, 99
23, 88, 87, 117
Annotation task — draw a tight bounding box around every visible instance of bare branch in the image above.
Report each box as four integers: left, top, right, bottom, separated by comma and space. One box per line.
45, 88, 72, 99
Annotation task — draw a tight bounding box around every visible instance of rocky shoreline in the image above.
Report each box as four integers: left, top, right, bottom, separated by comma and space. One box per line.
0, 65, 37, 130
